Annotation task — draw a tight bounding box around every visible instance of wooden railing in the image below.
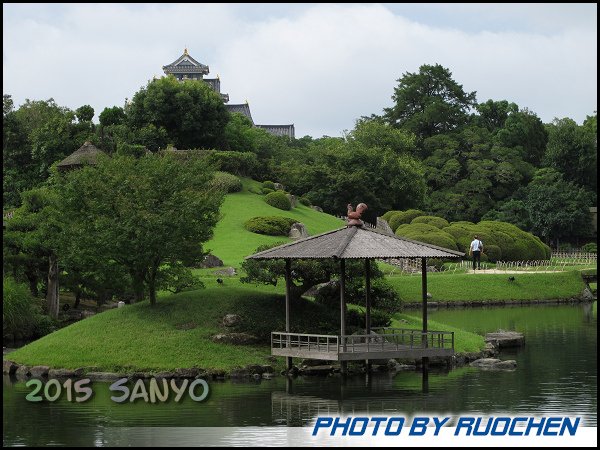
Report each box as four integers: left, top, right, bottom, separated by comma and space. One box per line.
271, 328, 454, 354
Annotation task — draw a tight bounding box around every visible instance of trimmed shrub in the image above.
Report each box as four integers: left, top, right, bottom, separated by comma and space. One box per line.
210, 171, 242, 193
116, 143, 147, 158
396, 223, 459, 251
265, 191, 292, 210
388, 209, 424, 232
484, 244, 502, 262
411, 215, 449, 229
581, 242, 597, 253
262, 181, 276, 190
382, 210, 401, 222
299, 196, 312, 207
244, 216, 297, 236
261, 187, 274, 195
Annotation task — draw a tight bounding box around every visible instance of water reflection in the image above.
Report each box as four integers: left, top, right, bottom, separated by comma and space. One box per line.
3, 303, 597, 446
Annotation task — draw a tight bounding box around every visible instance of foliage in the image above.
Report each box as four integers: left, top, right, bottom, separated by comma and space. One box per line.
395, 223, 459, 251
264, 191, 292, 210
55, 152, 224, 305
580, 242, 597, 253
524, 168, 593, 246
383, 63, 477, 140
261, 180, 276, 190
202, 150, 259, 177
411, 215, 449, 229
210, 171, 242, 193
543, 116, 597, 194
126, 75, 229, 150
388, 209, 424, 232
3, 277, 54, 340
116, 142, 147, 158
298, 196, 312, 206
244, 216, 298, 236
484, 244, 502, 262
261, 188, 274, 195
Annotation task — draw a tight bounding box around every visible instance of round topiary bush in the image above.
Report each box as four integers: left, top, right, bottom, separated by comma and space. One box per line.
244, 216, 298, 236
388, 209, 424, 232
382, 210, 401, 222
261, 187, 274, 195
395, 223, 459, 251
484, 244, 502, 262
262, 180, 276, 190
411, 215, 449, 229
299, 196, 312, 207
210, 171, 242, 193
264, 191, 292, 210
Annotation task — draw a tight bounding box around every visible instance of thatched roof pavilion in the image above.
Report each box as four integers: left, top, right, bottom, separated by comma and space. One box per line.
56, 141, 105, 171
247, 224, 464, 373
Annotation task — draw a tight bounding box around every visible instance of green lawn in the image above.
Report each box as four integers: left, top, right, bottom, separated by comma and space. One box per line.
8, 281, 484, 372
205, 178, 343, 267
387, 270, 586, 303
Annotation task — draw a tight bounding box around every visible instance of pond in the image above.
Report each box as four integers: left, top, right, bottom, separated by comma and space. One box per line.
3, 302, 596, 446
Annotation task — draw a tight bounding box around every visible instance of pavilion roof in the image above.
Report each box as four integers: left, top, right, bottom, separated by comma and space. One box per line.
247, 226, 464, 260
56, 141, 105, 170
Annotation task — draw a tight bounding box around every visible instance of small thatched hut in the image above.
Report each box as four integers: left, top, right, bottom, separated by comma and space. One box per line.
56, 141, 105, 171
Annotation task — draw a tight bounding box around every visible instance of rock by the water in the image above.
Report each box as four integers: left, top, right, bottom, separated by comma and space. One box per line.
300, 365, 334, 375
48, 368, 84, 378
3, 360, 17, 375
289, 222, 309, 239
222, 314, 242, 327
86, 372, 124, 381
29, 365, 50, 378
470, 358, 517, 370
211, 333, 258, 345
485, 331, 525, 348
15, 365, 31, 378
274, 183, 285, 191
174, 368, 200, 378
301, 359, 333, 367
582, 287, 594, 301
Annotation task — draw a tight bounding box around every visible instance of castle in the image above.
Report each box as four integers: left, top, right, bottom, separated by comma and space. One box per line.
163, 49, 295, 138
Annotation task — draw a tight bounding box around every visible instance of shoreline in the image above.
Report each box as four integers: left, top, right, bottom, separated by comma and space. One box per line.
402, 295, 594, 309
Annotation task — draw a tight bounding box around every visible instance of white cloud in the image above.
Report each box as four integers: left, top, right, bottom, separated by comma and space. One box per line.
3, 3, 597, 138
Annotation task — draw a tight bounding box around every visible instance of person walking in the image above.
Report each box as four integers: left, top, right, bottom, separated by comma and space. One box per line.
469, 235, 483, 270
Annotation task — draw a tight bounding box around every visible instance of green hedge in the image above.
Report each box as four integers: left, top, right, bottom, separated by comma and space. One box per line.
395, 223, 458, 251
581, 242, 597, 253
388, 209, 424, 232
411, 215, 449, 229
244, 216, 298, 236
261, 187, 274, 195
210, 171, 242, 193
382, 210, 401, 222
203, 150, 259, 177
264, 191, 292, 210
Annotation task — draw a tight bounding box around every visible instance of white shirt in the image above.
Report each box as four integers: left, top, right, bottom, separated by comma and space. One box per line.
470, 239, 482, 252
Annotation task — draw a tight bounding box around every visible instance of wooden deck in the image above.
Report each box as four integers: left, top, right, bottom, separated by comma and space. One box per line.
271, 328, 454, 361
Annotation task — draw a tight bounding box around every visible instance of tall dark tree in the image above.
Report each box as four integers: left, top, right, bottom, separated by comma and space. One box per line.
383, 64, 477, 140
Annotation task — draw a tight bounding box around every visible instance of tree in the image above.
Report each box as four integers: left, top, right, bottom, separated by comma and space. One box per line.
55, 152, 224, 305
524, 168, 592, 247
75, 105, 94, 123
3, 187, 61, 317
543, 116, 597, 194
474, 99, 518, 132
383, 64, 477, 140
126, 75, 229, 150
494, 108, 548, 166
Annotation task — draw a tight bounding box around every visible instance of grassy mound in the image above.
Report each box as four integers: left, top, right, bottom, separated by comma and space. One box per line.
206, 178, 343, 266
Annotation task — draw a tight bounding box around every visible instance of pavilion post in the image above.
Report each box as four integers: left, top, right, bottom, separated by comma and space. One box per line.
340, 258, 347, 375
365, 258, 371, 372
421, 257, 429, 372
284, 259, 292, 371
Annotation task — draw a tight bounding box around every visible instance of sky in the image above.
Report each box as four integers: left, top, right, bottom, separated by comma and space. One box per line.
3, 3, 597, 138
